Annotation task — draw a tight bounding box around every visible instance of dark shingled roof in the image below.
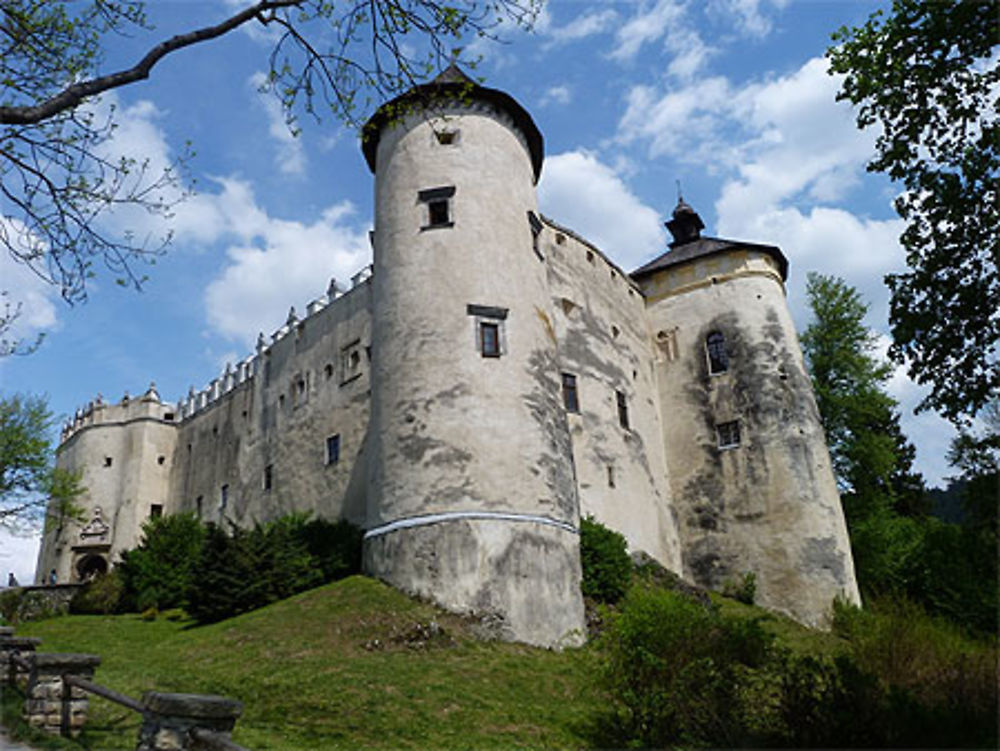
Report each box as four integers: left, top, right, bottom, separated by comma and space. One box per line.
630, 236, 789, 282
361, 63, 544, 182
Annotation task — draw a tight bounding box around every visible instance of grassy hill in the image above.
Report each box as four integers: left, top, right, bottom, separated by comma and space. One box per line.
6, 575, 994, 750
8, 576, 608, 750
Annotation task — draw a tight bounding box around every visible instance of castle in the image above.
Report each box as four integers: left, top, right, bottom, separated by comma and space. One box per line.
36, 66, 860, 646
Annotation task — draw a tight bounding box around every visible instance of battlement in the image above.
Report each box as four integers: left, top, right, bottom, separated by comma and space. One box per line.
59, 267, 374, 447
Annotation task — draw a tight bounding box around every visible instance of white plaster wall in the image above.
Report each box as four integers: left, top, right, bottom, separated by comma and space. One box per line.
169, 283, 373, 528
543, 223, 683, 572
641, 250, 860, 626
37, 398, 177, 583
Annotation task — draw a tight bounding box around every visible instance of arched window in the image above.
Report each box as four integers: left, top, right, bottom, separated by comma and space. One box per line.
706, 331, 729, 374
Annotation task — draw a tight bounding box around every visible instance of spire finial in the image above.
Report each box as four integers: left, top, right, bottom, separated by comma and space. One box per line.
676, 179, 683, 203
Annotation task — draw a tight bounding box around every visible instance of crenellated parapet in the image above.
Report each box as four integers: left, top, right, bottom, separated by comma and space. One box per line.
60, 383, 177, 446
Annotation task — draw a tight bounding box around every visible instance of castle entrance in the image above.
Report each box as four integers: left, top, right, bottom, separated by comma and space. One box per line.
76, 553, 108, 581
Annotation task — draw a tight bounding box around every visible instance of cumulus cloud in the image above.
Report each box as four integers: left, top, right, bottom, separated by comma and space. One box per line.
611, 0, 684, 61
0, 530, 40, 585
201, 182, 371, 346
0, 240, 61, 353
539, 150, 665, 269
249, 72, 307, 176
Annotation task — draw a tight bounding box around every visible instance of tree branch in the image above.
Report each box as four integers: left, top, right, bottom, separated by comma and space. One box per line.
0, 0, 303, 125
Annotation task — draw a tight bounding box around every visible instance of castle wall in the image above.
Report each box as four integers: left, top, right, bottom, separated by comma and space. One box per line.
543, 221, 683, 572
170, 281, 373, 529
640, 249, 860, 626
36, 396, 177, 584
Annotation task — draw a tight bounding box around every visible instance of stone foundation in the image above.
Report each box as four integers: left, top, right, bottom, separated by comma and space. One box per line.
23, 653, 100, 737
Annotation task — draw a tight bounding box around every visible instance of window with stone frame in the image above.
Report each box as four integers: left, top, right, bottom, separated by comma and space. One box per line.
326, 434, 341, 466
467, 304, 508, 358
418, 186, 455, 229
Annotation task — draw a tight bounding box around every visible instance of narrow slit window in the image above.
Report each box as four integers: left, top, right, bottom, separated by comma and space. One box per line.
196, 496, 203, 519
219, 484, 229, 516
717, 420, 741, 449
263, 464, 273, 492
326, 434, 341, 465
480, 322, 500, 358
616, 390, 630, 430
562, 373, 579, 413
607, 465, 616, 488
706, 331, 729, 374
528, 211, 544, 260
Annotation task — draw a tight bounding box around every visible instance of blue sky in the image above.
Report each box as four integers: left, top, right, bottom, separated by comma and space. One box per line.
1, 0, 959, 582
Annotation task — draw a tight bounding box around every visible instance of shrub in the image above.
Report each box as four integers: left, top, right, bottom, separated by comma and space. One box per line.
299, 517, 364, 581
117, 512, 205, 612
722, 571, 756, 605
70, 570, 124, 614
597, 584, 774, 748
579, 516, 632, 604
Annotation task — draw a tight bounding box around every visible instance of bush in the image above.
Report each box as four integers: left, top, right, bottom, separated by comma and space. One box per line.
597, 585, 774, 748
722, 571, 757, 605
117, 512, 205, 612
187, 515, 363, 624
579, 516, 632, 604
70, 570, 124, 614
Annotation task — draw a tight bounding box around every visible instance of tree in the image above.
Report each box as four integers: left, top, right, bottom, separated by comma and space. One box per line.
0, 392, 83, 532
801, 274, 926, 593
801, 273, 924, 512
827, 0, 999, 423
1, 0, 537, 327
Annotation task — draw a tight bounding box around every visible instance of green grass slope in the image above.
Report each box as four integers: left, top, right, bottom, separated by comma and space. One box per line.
10, 577, 605, 750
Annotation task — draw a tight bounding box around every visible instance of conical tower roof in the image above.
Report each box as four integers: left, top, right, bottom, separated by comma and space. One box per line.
361, 63, 544, 181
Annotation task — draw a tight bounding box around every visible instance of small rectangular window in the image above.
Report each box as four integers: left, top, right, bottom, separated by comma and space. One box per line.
340, 340, 364, 385
428, 199, 450, 226
435, 129, 458, 145
196, 495, 203, 519
480, 322, 500, 358
607, 465, 616, 488
103, 457, 113, 468
219, 484, 229, 515
616, 390, 630, 430
150, 504, 163, 519
419, 186, 455, 230
562, 373, 579, 413
717, 420, 741, 449
326, 434, 341, 465
263, 464, 273, 492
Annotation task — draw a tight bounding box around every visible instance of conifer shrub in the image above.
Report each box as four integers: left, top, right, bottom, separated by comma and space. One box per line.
186, 516, 363, 624
579, 515, 632, 604
117, 512, 205, 612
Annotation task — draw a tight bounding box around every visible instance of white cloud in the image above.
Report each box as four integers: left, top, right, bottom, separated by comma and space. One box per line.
202, 183, 371, 346
540, 85, 572, 107
539, 150, 665, 269
709, 0, 784, 38
611, 0, 684, 62
249, 72, 307, 176
544, 8, 618, 46
664, 26, 715, 80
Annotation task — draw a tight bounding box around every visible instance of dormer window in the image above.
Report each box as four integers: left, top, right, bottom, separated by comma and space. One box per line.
419, 186, 455, 230
706, 331, 729, 374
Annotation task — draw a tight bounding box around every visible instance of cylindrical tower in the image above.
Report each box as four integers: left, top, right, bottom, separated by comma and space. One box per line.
361, 65, 585, 646
634, 201, 860, 627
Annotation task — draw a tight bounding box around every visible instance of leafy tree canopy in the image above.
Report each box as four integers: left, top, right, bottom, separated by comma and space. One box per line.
0, 392, 83, 532
0, 0, 537, 350
827, 0, 999, 423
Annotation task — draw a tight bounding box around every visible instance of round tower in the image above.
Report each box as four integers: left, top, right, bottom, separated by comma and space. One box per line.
361, 66, 585, 646
634, 200, 860, 627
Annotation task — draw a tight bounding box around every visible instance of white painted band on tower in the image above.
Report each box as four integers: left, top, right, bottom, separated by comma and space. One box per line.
364, 510, 578, 540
